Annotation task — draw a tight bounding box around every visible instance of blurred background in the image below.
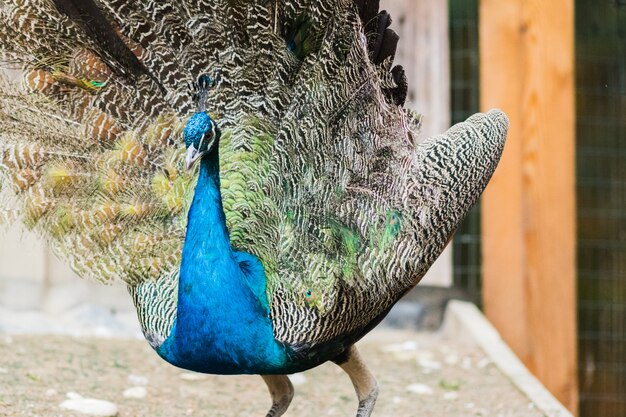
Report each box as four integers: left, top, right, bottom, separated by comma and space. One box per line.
0, 1, 624, 416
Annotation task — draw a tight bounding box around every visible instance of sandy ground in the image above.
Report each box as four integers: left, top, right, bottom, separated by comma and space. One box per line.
0, 329, 545, 417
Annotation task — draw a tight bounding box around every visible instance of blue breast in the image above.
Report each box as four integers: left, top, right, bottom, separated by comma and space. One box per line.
154, 148, 291, 374
156, 261, 290, 374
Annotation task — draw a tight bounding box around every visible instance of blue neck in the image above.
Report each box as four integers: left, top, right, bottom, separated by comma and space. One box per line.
181, 148, 231, 270
157, 146, 288, 374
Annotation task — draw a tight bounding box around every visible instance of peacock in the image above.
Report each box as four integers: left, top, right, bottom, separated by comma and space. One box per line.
0, 0, 508, 415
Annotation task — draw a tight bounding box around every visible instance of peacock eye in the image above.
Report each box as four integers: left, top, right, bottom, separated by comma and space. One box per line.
197, 132, 209, 150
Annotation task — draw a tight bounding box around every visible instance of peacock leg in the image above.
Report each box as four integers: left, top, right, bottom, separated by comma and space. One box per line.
333, 345, 379, 417
261, 374, 294, 417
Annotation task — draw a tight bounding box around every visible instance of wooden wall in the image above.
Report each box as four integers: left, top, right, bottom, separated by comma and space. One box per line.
479, 0, 578, 413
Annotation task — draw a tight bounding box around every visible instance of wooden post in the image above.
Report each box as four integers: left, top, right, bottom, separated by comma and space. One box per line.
480, 0, 578, 413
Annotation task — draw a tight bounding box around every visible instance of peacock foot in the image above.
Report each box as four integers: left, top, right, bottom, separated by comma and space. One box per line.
356, 382, 379, 417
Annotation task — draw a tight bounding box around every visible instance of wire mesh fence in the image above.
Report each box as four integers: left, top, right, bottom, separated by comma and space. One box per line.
576, 2, 626, 416
450, 0, 482, 305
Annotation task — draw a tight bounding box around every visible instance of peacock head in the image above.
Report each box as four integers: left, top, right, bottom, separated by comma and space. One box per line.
184, 112, 220, 170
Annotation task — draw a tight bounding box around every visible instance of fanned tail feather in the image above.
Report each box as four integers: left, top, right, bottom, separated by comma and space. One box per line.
0, 0, 506, 348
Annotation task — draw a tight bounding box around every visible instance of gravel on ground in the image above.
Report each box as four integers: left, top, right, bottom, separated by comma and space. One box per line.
0, 329, 545, 417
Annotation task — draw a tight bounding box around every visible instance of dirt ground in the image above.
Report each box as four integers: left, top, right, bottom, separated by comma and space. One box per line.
0, 329, 545, 417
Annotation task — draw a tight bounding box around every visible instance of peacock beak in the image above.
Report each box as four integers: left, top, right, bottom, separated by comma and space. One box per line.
185, 145, 202, 170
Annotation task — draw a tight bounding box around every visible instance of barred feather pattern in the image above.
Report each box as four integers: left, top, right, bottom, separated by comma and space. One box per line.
0, 0, 508, 347
129, 269, 178, 349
